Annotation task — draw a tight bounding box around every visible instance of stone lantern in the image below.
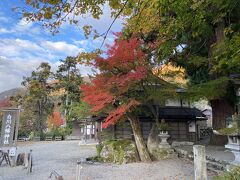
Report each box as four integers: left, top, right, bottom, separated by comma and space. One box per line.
225, 87, 240, 166
218, 114, 240, 166
158, 132, 171, 149
218, 75, 240, 166
158, 119, 171, 149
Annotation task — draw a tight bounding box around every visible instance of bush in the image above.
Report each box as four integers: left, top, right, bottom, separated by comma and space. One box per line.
96, 143, 103, 157
45, 131, 54, 137
58, 126, 72, 137
214, 166, 240, 180
47, 126, 72, 140
32, 131, 45, 140
52, 128, 61, 138
158, 122, 170, 132
29, 131, 34, 140
17, 130, 30, 137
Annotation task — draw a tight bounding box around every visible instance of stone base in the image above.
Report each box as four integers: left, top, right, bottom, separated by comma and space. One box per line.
171, 141, 194, 147
151, 148, 177, 160
230, 151, 240, 166
159, 144, 171, 149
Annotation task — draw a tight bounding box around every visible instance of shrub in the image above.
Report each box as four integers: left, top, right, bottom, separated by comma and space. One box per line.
29, 131, 34, 140
158, 122, 170, 132
214, 166, 240, 180
96, 143, 103, 157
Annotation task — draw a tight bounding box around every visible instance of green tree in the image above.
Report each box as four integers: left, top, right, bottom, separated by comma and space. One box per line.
122, 0, 240, 136
10, 93, 36, 134
54, 56, 82, 121
69, 101, 91, 120
123, 1, 240, 146
22, 62, 54, 136
20, 0, 131, 36
20, 0, 240, 144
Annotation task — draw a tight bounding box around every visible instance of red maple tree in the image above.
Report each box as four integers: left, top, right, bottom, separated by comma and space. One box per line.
81, 37, 152, 162
48, 111, 64, 128
81, 38, 149, 127
0, 99, 11, 108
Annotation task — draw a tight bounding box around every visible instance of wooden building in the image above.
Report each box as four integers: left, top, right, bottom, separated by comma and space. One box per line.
96, 106, 207, 143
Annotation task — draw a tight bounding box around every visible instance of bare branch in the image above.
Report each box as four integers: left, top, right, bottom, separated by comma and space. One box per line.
99, 0, 129, 49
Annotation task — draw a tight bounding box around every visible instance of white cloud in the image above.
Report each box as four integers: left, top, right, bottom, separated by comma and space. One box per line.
64, 3, 124, 34
0, 3, 123, 92
41, 40, 85, 56
0, 38, 85, 60
73, 40, 89, 46
0, 38, 93, 92
15, 18, 34, 31
0, 57, 57, 92
0, 28, 13, 34
0, 38, 46, 58
0, 18, 42, 35
14, 18, 42, 35
0, 56, 94, 92
0, 16, 9, 23
62, 3, 124, 49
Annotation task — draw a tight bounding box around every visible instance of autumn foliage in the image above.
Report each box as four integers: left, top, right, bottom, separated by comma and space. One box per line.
0, 99, 11, 108
81, 38, 149, 128
47, 111, 64, 129
153, 62, 188, 87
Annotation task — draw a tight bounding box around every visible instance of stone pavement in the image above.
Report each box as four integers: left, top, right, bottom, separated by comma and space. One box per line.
0, 141, 96, 180
0, 141, 217, 180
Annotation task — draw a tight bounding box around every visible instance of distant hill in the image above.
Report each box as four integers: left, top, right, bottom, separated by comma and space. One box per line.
0, 87, 26, 101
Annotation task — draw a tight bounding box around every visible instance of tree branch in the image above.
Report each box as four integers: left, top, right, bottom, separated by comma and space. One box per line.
99, 0, 129, 49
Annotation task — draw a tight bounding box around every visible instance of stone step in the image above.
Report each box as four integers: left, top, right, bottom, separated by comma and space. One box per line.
207, 166, 224, 175
174, 147, 227, 174
66, 135, 82, 140
207, 160, 226, 171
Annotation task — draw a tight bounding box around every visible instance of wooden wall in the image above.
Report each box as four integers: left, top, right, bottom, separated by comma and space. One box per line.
168, 122, 188, 141
100, 120, 197, 142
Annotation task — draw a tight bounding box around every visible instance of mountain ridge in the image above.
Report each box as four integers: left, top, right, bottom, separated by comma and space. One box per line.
0, 87, 26, 100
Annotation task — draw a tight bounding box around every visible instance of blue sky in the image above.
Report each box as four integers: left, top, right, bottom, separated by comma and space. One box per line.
0, 1, 123, 92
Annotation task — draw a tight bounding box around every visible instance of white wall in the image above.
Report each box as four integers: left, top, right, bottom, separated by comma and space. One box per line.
165, 99, 190, 107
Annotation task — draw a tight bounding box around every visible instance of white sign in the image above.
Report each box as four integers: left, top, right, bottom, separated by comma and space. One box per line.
189, 121, 196, 132
3, 114, 12, 145
9, 147, 17, 156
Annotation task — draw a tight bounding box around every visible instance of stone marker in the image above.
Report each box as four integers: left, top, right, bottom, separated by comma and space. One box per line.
193, 145, 207, 180
76, 160, 82, 180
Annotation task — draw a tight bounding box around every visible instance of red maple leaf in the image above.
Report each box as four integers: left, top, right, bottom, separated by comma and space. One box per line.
81, 37, 149, 128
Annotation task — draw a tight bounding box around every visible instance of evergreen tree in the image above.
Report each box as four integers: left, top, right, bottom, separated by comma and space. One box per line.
54, 56, 82, 121
22, 62, 54, 136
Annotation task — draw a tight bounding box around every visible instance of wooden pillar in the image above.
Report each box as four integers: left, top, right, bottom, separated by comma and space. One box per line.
84, 119, 87, 142
90, 121, 93, 139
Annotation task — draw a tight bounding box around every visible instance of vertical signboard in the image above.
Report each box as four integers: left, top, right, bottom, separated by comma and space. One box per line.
0, 109, 17, 147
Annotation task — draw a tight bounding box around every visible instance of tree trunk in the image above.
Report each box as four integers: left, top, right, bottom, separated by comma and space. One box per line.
211, 99, 235, 130
147, 123, 159, 153
146, 104, 160, 153
210, 99, 235, 145
37, 100, 44, 140
127, 113, 152, 162
208, 20, 235, 145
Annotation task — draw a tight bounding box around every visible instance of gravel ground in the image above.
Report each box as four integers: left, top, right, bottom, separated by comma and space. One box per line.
0, 141, 216, 180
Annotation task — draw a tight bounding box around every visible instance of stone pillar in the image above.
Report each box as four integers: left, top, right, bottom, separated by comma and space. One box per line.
193, 145, 207, 180
76, 160, 82, 180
